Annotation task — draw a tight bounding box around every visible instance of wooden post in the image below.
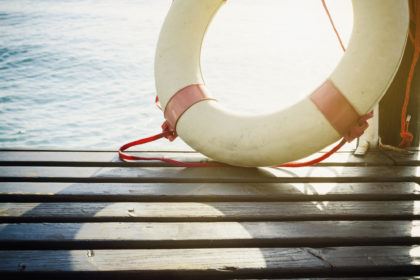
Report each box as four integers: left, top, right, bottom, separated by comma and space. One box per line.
379, 37, 420, 148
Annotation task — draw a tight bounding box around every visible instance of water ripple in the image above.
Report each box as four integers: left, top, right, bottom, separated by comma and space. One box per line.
0, 0, 352, 149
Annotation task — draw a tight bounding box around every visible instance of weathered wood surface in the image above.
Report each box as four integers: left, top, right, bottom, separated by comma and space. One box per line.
0, 150, 394, 166
1, 201, 419, 222
0, 150, 418, 278
0, 246, 418, 278
385, 150, 420, 166
1, 165, 418, 183
1, 182, 419, 202
1, 221, 419, 249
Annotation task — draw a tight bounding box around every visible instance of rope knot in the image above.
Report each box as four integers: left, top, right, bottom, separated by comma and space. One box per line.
161, 121, 177, 142
344, 111, 373, 142
399, 131, 414, 148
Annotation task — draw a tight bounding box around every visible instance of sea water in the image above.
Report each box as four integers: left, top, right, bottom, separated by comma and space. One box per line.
0, 0, 352, 150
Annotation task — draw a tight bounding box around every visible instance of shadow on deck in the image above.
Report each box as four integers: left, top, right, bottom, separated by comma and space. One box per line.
0, 148, 419, 279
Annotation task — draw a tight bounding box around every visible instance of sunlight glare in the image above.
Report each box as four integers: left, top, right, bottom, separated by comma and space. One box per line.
289, 183, 338, 195
202, 0, 353, 114
409, 246, 420, 265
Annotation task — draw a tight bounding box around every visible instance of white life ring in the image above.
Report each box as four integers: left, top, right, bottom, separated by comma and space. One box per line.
155, 0, 409, 167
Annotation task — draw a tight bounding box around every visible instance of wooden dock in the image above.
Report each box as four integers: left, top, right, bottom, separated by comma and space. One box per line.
0, 148, 419, 279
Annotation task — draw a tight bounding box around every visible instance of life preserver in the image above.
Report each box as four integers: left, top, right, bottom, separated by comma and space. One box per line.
155, 0, 409, 167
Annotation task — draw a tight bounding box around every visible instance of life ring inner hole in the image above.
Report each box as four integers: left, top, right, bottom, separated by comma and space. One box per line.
201, 0, 353, 115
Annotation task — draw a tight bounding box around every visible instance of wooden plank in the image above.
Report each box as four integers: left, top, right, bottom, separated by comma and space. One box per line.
0, 221, 419, 249
1, 182, 419, 202
0, 246, 418, 278
0, 150, 394, 167
311, 245, 420, 274
1, 201, 420, 222
0, 151, 208, 167
0, 166, 418, 183
383, 150, 420, 166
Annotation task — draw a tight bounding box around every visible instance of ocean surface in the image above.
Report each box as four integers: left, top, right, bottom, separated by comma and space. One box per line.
0, 0, 352, 150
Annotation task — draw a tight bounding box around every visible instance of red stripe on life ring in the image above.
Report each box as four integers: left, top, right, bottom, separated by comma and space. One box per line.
310, 80, 372, 142
164, 84, 214, 131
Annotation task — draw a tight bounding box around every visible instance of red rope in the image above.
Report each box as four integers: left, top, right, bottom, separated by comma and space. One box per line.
118, 127, 221, 167
321, 0, 346, 52
277, 139, 346, 167
118, 131, 346, 168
